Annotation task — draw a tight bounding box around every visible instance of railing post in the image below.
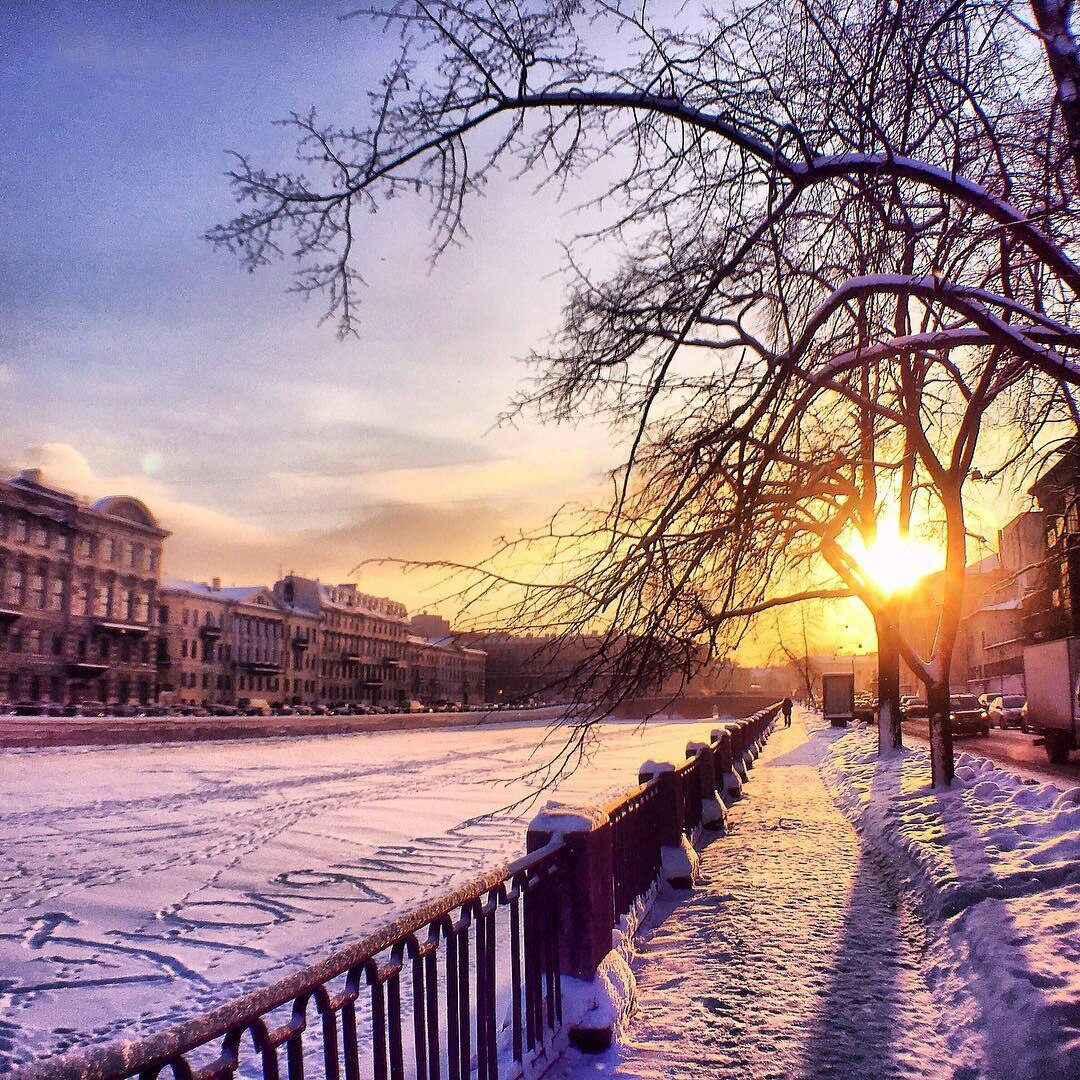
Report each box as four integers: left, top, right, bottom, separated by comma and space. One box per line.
526, 804, 619, 1052
711, 727, 743, 804
638, 762, 698, 889
686, 741, 726, 831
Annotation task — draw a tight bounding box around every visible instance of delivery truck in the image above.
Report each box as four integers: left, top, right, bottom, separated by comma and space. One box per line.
1022, 638, 1079, 764
822, 671, 855, 728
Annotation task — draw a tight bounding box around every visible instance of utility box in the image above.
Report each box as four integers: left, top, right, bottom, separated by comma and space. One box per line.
822, 672, 855, 728
1023, 638, 1079, 764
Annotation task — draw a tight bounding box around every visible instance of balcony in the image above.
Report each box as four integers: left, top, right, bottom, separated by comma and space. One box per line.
66, 661, 109, 677
293, 636, 311, 650
155, 652, 173, 668
95, 619, 149, 636
0, 607, 22, 622
382, 658, 407, 669
241, 660, 283, 675
199, 624, 223, 640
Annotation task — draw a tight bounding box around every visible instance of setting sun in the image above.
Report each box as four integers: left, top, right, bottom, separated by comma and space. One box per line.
850, 527, 942, 595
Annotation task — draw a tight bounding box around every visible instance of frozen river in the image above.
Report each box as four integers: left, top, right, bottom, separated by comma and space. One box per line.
0, 712, 722, 1069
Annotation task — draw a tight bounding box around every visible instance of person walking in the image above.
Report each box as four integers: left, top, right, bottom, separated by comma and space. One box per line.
782, 696, 793, 727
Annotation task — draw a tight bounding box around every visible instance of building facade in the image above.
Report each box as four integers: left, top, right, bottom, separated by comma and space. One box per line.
0, 468, 485, 712
407, 617, 487, 706
0, 469, 167, 706
274, 576, 411, 708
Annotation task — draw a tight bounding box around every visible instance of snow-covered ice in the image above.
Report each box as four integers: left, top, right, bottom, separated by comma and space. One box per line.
0, 713, 729, 1070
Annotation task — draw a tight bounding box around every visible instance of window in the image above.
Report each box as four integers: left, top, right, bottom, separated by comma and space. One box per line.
56, 532, 71, 554
159, 604, 169, 625
78, 536, 93, 560
35, 523, 48, 547
14, 517, 28, 543
125, 543, 136, 568
148, 550, 158, 572
29, 629, 43, 654
29, 569, 46, 609
103, 538, 115, 562
125, 589, 136, 621
182, 639, 188, 659
48, 577, 65, 613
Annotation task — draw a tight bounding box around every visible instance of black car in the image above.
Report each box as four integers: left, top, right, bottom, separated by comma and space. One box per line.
950, 694, 990, 737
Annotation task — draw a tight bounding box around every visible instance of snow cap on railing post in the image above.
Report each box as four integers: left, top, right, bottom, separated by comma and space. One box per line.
638, 762, 699, 888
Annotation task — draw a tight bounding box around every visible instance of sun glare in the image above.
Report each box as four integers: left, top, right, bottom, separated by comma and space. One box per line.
851, 527, 942, 595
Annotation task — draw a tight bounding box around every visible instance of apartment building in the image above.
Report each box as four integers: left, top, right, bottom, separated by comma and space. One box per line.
0, 467, 484, 712
407, 616, 487, 706
0, 468, 167, 705
274, 575, 410, 708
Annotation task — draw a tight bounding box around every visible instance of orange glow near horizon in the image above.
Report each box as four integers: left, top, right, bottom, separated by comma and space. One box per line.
849, 526, 943, 596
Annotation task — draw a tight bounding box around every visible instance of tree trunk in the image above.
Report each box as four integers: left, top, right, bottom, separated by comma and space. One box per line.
875, 608, 903, 754
926, 678, 954, 787
1029, 0, 1080, 186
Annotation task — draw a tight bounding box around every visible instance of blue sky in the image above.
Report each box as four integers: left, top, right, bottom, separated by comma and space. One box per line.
0, 1, 608, 601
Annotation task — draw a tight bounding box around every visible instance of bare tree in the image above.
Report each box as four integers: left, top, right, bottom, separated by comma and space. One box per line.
211, 0, 1080, 784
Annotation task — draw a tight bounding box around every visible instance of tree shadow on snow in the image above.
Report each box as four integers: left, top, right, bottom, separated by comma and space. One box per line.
795, 761, 915, 1079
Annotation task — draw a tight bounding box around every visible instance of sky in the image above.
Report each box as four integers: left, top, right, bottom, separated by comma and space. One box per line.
0, 1, 614, 610
0, 2, 1035, 657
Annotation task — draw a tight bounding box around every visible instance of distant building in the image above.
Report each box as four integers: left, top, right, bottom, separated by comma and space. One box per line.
0, 468, 167, 705
406, 615, 486, 706
158, 579, 290, 706
274, 576, 410, 708
1025, 441, 1080, 640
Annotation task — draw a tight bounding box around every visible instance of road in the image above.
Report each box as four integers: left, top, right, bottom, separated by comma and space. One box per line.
901, 721, 1080, 787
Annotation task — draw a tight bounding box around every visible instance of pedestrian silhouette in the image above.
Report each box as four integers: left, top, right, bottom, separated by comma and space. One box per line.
782, 696, 793, 727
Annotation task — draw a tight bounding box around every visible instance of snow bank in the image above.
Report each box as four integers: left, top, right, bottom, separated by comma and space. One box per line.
818, 724, 1080, 1079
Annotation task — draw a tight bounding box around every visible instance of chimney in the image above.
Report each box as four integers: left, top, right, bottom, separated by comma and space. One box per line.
212, 577, 221, 591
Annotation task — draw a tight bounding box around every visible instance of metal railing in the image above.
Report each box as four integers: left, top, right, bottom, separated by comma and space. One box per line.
21, 842, 566, 1080
606, 779, 664, 917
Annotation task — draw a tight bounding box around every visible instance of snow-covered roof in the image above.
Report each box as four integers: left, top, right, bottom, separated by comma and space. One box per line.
162, 577, 276, 606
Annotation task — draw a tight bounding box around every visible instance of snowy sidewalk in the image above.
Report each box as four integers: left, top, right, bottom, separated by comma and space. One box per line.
561, 719, 979, 1079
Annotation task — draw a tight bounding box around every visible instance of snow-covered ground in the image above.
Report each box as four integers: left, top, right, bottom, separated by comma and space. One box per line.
0, 712, 722, 1070
819, 720, 1080, 1079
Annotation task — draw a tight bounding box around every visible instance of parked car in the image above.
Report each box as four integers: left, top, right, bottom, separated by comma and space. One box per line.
986, 694, 1027, 730
950, 694, 990, 737
76, 700, 108, 717
901, 696, 928, 718
13, 701, 45, 716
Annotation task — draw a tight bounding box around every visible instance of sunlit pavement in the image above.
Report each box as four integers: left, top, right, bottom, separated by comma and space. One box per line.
561, 716, 979, 1079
